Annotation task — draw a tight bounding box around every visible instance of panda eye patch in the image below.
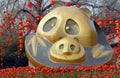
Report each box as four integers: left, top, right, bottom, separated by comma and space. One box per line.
65, 19, 79, 35
43, 17, 57, 32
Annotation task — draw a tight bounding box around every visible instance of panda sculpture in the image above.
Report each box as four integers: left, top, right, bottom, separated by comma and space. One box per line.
25, 6, 114, 67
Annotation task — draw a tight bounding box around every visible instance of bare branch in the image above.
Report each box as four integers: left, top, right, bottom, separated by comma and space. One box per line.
32, 3, 39, 11
11, 0, 19, 12
75, 0, 118, 8
107, 6, 120, 11
6, 0, 11, 11
42, 4, 51, 13
23, 0, 26, 9
71, 0, 79, 4
16, 9, 36, 19
42, 0, 49, 7
108, 0, 118, 6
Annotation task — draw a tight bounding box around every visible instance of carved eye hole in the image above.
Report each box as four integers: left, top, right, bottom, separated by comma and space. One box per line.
43, 17, 57, 32
65, 19, 79, 35
59, 44, 64, 49
70, 44, 75, 51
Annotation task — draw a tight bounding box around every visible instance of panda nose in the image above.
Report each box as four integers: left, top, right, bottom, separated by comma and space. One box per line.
59, 43, 76, 55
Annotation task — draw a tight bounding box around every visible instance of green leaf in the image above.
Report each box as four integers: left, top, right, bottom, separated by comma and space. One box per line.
113, 74, 118, 78
49, 75, 52, 78
73, 72, 78, 78
65, 74, 70, 78
20, 74, 24, 78
1, 75, 4, 78
60, 74, 65, 78
37, 72, 41, 78
42, 76, 46, 78
91, 74, 95, 78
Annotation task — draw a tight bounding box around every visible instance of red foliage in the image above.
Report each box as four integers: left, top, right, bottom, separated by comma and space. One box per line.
36, 15, 42, 20
18, 21, 23, 25
0, 32, 4, 35
8, 38, 13, 42
24, 24, 30, 28
27, 1, 33, 8
50, 0, 55, 5
36, 1, 41, 5
97, 21, 103, 28
65, 2, 71, 6
0, 65, 119, 77
26, 17, 31, 22
76, 4, 81, 8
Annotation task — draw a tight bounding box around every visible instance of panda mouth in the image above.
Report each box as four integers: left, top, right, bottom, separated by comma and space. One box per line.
48, 51, 86, 64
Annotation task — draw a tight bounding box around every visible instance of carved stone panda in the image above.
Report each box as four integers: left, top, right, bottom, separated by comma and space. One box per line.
25, 6, 114, 67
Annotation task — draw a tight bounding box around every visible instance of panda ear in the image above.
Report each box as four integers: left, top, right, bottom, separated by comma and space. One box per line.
51, 1, 65, 10
80, 8, 92, 19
